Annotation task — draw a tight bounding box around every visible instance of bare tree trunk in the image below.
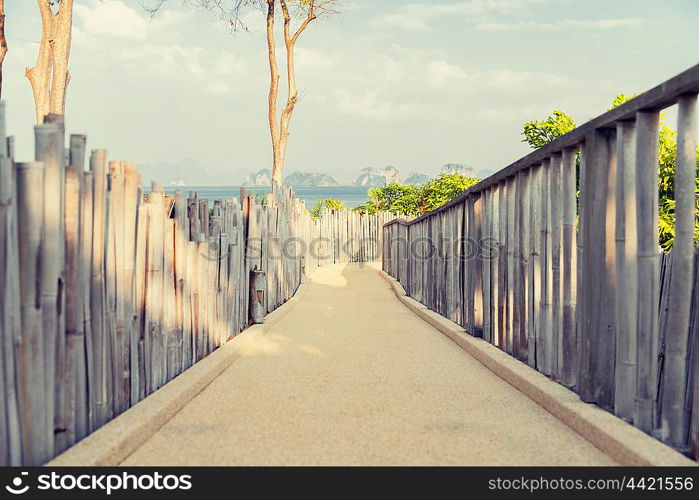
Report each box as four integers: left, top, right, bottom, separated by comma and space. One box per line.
266, 1, 282, 183
26, 0, 74, 123
0, 1, 7, 100
274, 0, 317, 184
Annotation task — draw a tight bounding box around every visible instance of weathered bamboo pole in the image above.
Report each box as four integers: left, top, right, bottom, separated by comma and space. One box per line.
62, 165, 83, 450
579, 128, 617, 409
0, 153, 22, 465
540, 159, 552, 375
69, 134, 86, 170
550, 154, 563, 379
517, 170, 530, 363
15, 161, 46, 466
529, 164, 542, 369
634, 111, 660, 431
164, 219, 178, 380
561, 147, 578, 388
482, 188, 492, 343
89, 150, 108, 428
473, 195, 484, 337
107, 161, 126, 414
145, 182, 165, 393
122, 163, 139, 407
174, 191, 188, 374
614, 121, 638, 419
79, 170, 93, 436
491, 183, 500, 348
133, 202, 148, 402
35, 122, 63, 458
660, 94, 696, 448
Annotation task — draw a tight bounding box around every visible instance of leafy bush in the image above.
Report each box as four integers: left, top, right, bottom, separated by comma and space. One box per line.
354, 174, 480, 216
309, 198, 345, 219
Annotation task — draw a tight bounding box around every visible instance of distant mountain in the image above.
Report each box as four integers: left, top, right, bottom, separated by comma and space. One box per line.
242, 169, 272, 187
404, 171, 430, 185
354, 166, 400, 187
285, 171, 338, 187
441, 163, 476, 177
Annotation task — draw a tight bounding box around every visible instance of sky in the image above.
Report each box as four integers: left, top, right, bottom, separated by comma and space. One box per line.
2, 0, 699, 185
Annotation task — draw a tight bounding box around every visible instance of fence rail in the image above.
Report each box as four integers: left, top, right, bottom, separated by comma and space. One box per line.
0, 102, 392, 465
383, 63, 699, 458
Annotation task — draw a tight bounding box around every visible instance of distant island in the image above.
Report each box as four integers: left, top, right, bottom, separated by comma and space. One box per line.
404, 171, 430, 185
285, 171, 338, 187
242, 168, 273, 186
354, 166, 400, 187
441, 163, 476, 177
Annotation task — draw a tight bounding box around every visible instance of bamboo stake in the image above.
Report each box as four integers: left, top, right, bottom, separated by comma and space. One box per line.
79, 170, 93, 436
579, 128, 617, 409
561, 147, 578, 388
614, 121, 637, 418
660, 94, 696, 448
634, 111, 660, 430
62, 165, 83, 450
35, 122, 62, 459
15, 161, 45, 466
550, 154, 563, 378
122, 163, 139, 407
89, 150, 108, 428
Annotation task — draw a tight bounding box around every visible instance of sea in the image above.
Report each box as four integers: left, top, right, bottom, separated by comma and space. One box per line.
159, 185, 372, 209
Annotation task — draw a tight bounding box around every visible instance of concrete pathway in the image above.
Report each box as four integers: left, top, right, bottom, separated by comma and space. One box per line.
121, 263, 616, 465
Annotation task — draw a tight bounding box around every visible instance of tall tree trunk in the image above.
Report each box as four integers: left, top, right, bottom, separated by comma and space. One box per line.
26, 0, 74, 123
0, 0, 7, 100
273, 0, 316, 184
266, 0, 282, 184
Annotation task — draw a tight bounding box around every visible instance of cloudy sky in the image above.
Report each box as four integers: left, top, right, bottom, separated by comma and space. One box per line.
3, 0, 698, 184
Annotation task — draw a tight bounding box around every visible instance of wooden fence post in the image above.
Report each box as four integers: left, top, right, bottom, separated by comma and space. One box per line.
15, 161, 46, 465
660, 94, 697, 448
634, 111, 661, 431
579, 128, 617, 410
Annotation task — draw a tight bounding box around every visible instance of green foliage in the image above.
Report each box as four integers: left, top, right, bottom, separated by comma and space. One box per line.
609, 93, 699, 250
608, 93, 639, 110
521, 110, 576, 149
309, 198, 345, 219
355, 174, 481, 216
422, 174, 480, 211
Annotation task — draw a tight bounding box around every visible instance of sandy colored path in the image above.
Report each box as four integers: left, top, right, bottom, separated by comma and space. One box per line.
121, 263, 616, 466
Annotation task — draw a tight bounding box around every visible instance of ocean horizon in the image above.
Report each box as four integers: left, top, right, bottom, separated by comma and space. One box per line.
158, 185, 373, 208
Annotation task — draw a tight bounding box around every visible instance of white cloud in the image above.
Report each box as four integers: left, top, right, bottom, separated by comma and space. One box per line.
371, 0, 551, 31
476, 18, 646, 31
74, 0, 149, 39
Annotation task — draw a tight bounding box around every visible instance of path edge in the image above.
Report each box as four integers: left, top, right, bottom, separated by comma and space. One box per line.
47, 277, 312, 466
379, 270, 696, 467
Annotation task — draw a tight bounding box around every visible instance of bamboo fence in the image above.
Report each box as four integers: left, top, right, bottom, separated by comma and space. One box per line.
383, 64, 699, 459
0, 102, 393, 465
